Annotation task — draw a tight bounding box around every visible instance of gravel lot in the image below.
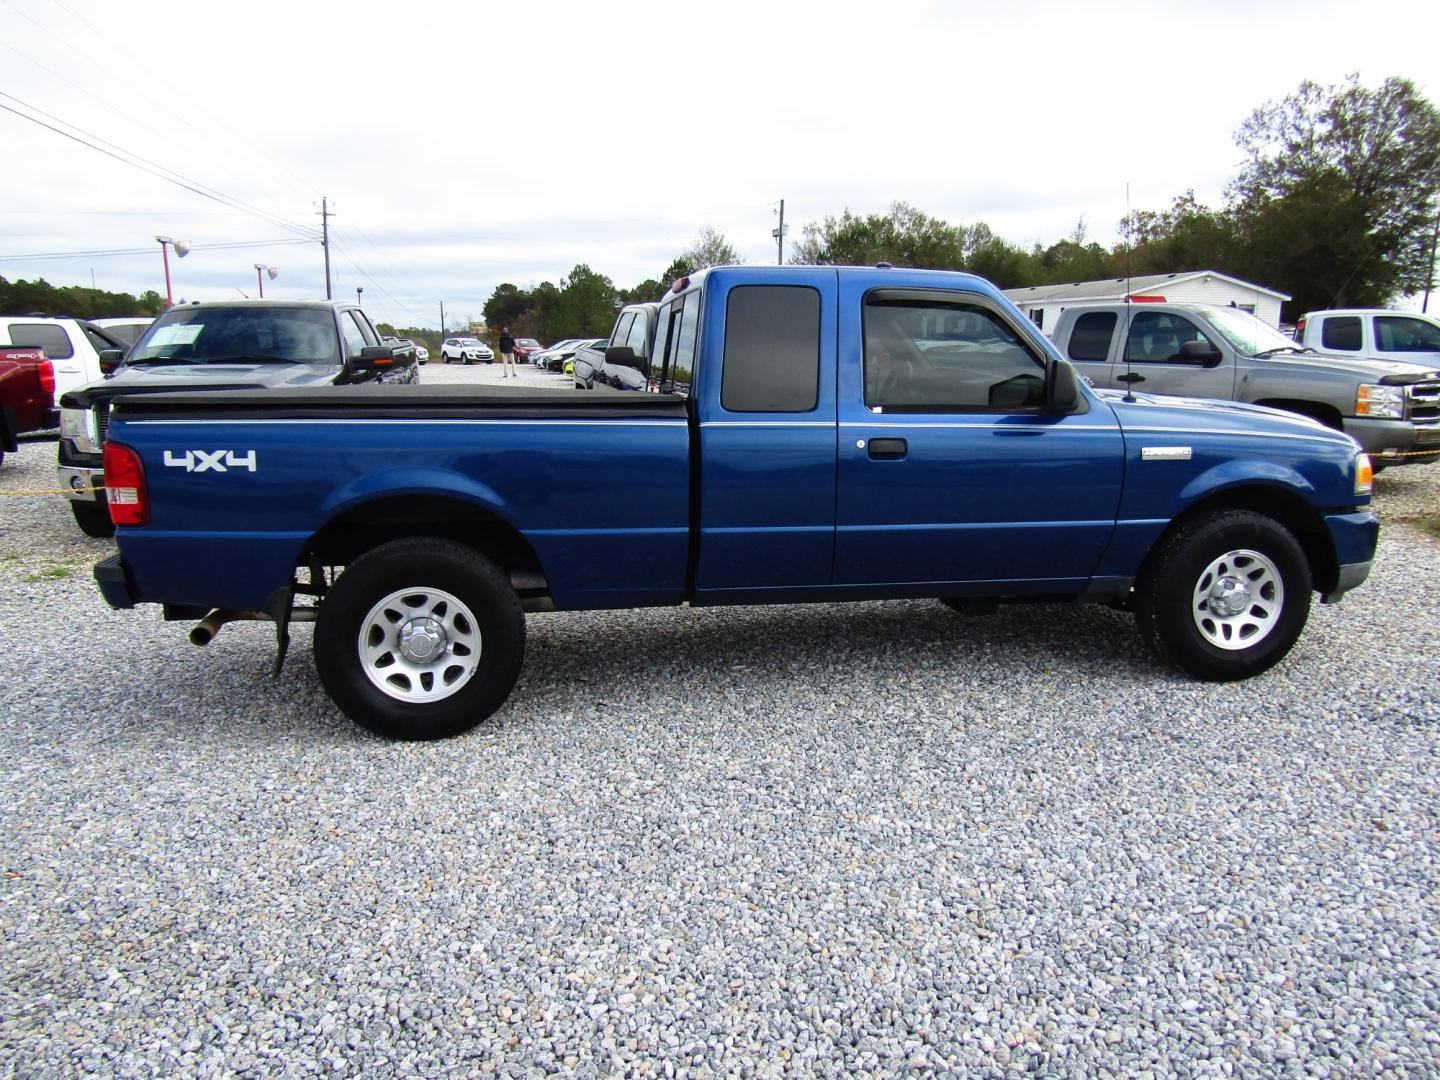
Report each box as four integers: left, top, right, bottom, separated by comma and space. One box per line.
2, 368, 1437, 1077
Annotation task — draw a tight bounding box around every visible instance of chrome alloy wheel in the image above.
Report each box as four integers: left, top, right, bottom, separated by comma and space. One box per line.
1191, 548, 1284, 651
358, 587, 482, 702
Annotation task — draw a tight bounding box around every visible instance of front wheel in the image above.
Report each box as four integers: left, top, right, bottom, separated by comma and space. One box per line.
1134, 509, 1311, 681
71, 497, 116, 538
314, 538, 525, 740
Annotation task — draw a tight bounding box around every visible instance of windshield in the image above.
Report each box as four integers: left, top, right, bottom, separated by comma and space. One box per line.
517, 338, 540, 348
1203, 307, 1302, 356
130, 307, 340, 364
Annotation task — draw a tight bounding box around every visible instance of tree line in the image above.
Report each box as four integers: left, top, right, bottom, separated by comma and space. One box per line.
0, 276, 166, 320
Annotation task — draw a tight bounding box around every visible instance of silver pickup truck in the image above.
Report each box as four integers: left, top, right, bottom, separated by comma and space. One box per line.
1049, 302, 1440, 469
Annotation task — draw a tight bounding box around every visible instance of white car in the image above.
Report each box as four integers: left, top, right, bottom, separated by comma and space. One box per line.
409, 341, 429, 364
441, 337, 494, 364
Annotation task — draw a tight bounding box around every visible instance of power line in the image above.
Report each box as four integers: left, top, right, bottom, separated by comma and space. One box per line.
0, 238, 314, 262
0, 94, 320, 240
4, 0, 323, 208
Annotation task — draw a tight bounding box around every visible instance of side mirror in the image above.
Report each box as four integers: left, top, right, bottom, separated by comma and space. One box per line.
1179, 340, 1223, 368
98, 348, 124, 375
1046, 359, 1081, 413
605, 345, 647, 372
351, 345, 396, 372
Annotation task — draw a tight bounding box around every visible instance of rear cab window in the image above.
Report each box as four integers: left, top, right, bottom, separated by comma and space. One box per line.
721, 286, 820, 413
1321, 316, 1362, 351
1066, 311, 1117, 363
5, 323, 73, 360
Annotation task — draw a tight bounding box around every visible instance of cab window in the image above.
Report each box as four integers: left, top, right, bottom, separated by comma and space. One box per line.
1123, 311, 1215, 363
340, 313, 368, 359
864, 297, 1044, 412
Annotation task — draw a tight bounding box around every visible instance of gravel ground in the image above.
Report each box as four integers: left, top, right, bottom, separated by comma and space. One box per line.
1, 380, 1437, 1077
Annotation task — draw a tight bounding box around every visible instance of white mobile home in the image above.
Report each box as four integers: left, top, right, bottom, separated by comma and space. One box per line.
1005, 271, 1291, 335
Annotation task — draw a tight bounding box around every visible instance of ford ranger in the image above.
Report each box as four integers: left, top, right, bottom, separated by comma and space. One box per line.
92, 267, 1378, 740
59, 298, 417, 537
1049, 302, 1440, 469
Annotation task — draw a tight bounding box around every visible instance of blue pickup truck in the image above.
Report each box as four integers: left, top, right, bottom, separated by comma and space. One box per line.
93, 266, 1379, 740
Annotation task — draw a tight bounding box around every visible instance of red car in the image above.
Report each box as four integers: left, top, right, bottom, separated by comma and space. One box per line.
511, 337, 543, 363
0, 346, 55, 467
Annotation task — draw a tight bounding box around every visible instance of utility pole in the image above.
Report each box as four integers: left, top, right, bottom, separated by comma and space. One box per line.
772, 199, 787, 264
318, 196, 333, 300
439, 300, 445, 337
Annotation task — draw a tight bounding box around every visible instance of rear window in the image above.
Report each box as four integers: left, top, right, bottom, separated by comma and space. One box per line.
1067, 312, 1116, 363
721, 285, 820, 413
4, 323, 73, 360
1321, 316, 1362, 351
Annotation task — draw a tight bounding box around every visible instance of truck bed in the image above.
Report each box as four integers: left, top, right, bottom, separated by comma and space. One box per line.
105, 383, 693, 614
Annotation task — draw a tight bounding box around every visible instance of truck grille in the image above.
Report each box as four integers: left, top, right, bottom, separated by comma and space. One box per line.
1409, 381, 1440, 424
94, 403, 111, 445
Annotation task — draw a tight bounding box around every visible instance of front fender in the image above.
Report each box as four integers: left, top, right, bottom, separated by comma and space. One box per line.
1176, 457, 1317, 507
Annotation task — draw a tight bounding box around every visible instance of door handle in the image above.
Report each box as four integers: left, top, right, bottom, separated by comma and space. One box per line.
867, 437, 907, 460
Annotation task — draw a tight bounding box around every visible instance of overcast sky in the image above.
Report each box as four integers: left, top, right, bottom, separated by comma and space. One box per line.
2, 0, 1436, 330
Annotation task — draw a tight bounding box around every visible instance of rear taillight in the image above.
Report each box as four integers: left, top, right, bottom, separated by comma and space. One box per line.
37, 359, 55, 394
103, 441, 148, 527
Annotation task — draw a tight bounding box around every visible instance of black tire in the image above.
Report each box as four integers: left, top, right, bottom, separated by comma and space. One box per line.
314, 538, 525, 740
1134, 509, 1311, 681
463, 357, 470, 366
71, 497, 116, 539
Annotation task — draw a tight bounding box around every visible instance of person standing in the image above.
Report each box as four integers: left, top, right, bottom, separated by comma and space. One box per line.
498, 327, 517, 378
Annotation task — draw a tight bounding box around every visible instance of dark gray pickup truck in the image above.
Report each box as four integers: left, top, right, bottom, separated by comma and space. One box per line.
58, 299, 417, 536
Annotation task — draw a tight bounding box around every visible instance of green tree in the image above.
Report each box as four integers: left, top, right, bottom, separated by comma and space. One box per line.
1227, 74, 1440, 313
791, 202, 967, 269
681, 226, 741, 269
482, 283, 531, 335
618, 278, 666, 304
554, 264, 618, 338
1117, 192, 1240, 278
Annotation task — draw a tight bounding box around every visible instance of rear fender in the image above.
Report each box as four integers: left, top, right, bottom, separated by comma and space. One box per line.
319, 466, 512, 522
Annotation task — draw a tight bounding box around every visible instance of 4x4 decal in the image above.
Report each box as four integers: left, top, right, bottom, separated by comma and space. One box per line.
163, 450, 257, 473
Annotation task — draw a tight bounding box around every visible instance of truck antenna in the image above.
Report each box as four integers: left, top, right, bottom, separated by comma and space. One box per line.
1118, 181, 1141, 403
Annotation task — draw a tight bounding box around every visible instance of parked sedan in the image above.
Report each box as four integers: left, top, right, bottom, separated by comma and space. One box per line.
513, 337, 543, 363
531, 339, 580, 370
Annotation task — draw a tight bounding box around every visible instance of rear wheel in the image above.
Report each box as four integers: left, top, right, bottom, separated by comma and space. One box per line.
71, 497, 116, 539
1135, 509, 1310, 681
314, 538, 525, 740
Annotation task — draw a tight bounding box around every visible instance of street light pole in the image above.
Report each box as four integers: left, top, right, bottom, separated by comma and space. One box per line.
155, 236, 190, 307
254, 264, 277, 298
356, 286, 364, 307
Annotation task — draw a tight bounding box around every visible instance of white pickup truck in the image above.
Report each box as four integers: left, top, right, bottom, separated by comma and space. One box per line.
1295, 309, 1440, 366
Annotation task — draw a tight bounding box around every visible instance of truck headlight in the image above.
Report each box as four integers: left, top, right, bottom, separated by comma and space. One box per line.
1356, 384, 1405, 419
60, 407, 97, 453
1355, 453, 1373, 495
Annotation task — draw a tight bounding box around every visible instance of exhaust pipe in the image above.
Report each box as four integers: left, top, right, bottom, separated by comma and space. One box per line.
190, 608, 317, 646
